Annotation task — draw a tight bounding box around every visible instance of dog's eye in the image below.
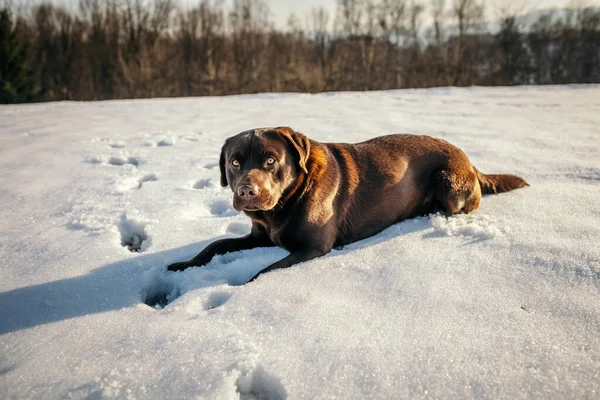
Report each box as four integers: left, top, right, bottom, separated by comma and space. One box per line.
266, 157, 275, 165
231, 159, 239, 167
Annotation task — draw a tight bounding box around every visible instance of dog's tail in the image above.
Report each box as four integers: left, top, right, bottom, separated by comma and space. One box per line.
475, 168, 529, 195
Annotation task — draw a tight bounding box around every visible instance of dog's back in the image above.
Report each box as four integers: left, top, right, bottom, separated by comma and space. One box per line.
316, 134, 528, 246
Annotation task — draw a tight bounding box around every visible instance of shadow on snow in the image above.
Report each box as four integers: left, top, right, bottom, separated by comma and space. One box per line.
0, 216, 435, 335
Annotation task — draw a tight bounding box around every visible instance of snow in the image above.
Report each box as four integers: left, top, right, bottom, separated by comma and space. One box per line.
1, 85, 600, 399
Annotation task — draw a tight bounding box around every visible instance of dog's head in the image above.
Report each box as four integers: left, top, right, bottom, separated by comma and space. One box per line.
219, 127, 311, 212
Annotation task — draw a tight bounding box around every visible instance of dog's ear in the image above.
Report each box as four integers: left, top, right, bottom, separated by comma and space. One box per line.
219, 140, 229, 187
277, 127, 310, 174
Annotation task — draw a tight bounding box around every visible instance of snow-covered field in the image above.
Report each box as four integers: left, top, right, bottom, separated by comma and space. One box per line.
1, 86, 599, 399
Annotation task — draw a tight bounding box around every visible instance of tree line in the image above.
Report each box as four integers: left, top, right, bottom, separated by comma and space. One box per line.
1, 0, 600, 103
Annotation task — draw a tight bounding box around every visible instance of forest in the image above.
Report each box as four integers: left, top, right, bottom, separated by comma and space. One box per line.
1, 0, 600, 103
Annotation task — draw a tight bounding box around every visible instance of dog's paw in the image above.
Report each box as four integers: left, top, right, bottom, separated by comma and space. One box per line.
167, 261, 191, 272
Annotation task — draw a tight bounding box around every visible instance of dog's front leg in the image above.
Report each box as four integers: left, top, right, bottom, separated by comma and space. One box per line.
248, 249, 328, 282
168, 230, 273, 272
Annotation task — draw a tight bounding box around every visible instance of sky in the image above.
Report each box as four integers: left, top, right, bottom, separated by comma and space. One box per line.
20, 0, 600, 29
265, 0, 600, 28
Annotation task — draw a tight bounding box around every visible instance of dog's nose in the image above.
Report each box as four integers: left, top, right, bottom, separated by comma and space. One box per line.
237, 184, 259, 199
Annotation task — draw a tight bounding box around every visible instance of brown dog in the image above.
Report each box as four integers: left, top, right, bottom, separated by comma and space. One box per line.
168, 127, 528, 281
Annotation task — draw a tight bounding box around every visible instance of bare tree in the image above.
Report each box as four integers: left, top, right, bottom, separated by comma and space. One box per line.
431, 0, 445, 46
4, 0, 600, 103
337, 0, 362, 36
377, 0, 407, 88
176, 0, 225, 95
492, 1, 531, 85
229, 0, 270, 93
404, 1, 424, 87
307, 7, 331, 89
450, 0, 484, 85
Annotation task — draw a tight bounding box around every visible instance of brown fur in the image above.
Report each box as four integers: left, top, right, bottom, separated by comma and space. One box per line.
168, 127, 528, 281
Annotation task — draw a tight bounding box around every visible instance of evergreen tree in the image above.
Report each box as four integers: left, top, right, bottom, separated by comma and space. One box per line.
0, 9, 41, 103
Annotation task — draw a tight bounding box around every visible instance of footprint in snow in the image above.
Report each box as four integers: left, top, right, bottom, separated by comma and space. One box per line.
141, 272, 177, 309
138, 173, 158, 187
206, 290, 232, 309
210, 200, 237, 217
236, 365, 287, 400
192, 179, 212, 189
117, 174, 158, 192
108, 155, 139, 167
140, 249, 252, 309
141, 277, 233, 310
204, 162, 219, 169
118, 214, 150, 252
157, 138, 174, 147
227, 222, 250, 235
